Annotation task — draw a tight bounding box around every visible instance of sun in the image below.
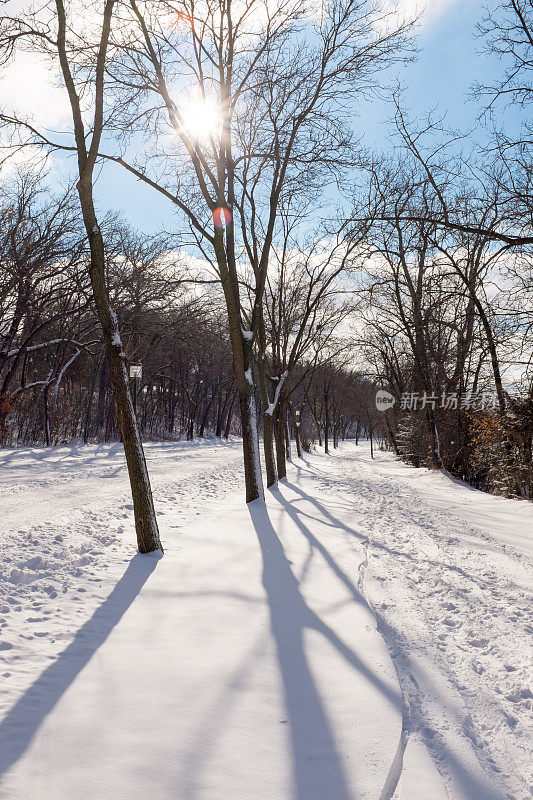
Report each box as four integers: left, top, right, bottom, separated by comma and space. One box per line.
179, 91, 222, 143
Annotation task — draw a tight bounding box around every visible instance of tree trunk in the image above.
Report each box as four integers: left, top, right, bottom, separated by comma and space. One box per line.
44, 383, 51, 447
263, 411, 278, 486
324, 395, 330, 454
83, 356, 101, 444
238, 380, 263, 501
215, 389, 225, 437
223, 390, 237, 438
77, 180, 162, 554
289, 402, 302, 458
214, 232, 264, 503
199, 390, 216, 437
256, 314, 277, 487
95, 358, 109, 437
275, 405, 287, 479
425, 408, 441, 469
385, 416, 399, 455
284, 410, 291, 461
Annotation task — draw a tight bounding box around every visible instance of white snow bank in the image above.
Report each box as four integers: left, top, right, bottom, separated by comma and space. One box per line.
0, 439, 530, 800
311, 441, 532, 800
0, 440, 244, 719
0, 444, 401, 800
361, 445, 533, 560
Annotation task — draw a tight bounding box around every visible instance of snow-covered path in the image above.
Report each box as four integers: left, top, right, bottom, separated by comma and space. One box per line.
0, 441, 531, 800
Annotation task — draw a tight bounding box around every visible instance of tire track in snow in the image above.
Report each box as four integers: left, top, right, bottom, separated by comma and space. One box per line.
356, 535, 412, 800
313, 444, 528, 800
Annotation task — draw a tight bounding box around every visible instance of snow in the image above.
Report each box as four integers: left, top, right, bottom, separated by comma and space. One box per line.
365, 452, 533, 560
265, 370, 289, 417
247, 393, 265, 501
110, 307, 122, 347
0, 440, 531, 799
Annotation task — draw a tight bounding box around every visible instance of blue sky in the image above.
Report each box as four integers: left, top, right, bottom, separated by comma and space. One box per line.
0, 1, 508, 235
92, 1, 509, 234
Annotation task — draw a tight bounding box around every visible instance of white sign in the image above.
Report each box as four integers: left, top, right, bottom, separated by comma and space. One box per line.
129, 364, 142, 379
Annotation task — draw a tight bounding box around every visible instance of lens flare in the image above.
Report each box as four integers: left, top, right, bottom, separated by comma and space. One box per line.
213, 206, 232, 229
172, 11, 193, 30
179, 91, 221, 142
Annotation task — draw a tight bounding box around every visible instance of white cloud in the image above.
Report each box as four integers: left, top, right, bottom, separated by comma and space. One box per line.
383, 0, 460, 26
0, 142, 45, 179
0, 50, 71, 128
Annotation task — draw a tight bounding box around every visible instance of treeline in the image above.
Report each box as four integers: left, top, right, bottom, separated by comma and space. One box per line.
0, 172, 378, 463
0, 0, 531, 534
357, 178, 533, 497
354, 0, 533, 499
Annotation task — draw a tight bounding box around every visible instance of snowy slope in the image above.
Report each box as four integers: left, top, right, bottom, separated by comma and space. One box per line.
0, 440, 531, 800
0, 440, 245, 719
311, 445, 532, 800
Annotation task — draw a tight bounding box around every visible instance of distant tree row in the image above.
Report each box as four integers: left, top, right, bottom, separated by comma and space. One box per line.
0, 0, 531, 560
354, 0, 532, 498
0, 170, 379, 469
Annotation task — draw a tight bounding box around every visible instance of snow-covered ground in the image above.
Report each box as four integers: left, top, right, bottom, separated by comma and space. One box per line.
0, 440, 531, 800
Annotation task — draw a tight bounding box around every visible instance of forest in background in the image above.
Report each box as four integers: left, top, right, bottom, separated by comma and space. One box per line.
0, 0, 531, 550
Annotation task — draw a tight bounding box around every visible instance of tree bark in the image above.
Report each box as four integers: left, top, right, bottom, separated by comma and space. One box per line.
324, 392, 330, 454
44, 383, 51, 447
289, 402, 302, 458
55, 0, 162, 553
284, 410, 291, 462
213, 233, 264, 502
274, 403, 287, 480
256, 313, 277, 487
223, 390, 237, 439
83, 356, 101, 444
78, 183, 162, 553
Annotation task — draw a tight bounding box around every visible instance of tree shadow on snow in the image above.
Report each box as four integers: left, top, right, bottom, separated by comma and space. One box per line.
248, 500, 402, 800
0, 552, 160, 779
282, 467, 509, 800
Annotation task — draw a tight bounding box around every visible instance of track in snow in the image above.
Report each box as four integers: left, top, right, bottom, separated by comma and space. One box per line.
0, 439, 531, 800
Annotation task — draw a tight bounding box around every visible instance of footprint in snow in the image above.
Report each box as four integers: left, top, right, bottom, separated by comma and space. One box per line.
467, 637, 489, 648
443, 616, 462, 628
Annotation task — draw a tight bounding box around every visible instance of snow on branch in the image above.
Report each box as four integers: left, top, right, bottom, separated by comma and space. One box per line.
265, 370, 289, 416
6, 338, 96, 358
54, 349, 81, 398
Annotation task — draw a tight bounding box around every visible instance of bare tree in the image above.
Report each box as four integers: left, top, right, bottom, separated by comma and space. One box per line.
261, 219, 362, 477
0, 1, 163, 552
474, 0, 533, 113
80, 0, 411, 501
0, 172, 97, 438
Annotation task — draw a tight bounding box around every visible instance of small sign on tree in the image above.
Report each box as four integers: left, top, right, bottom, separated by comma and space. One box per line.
129, 364, 142, 379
